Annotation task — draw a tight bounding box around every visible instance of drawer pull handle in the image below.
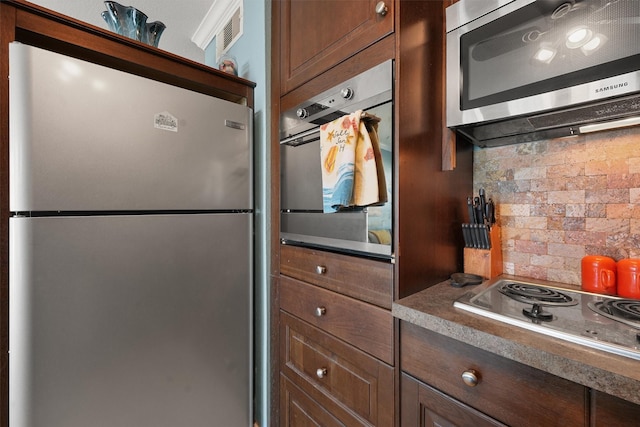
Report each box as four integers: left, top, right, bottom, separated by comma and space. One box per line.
316, 265, 327, 275
375, 1, 388, 16
316, 367, 328, 379
461, 369, 479, 387
315, 306, 327, 317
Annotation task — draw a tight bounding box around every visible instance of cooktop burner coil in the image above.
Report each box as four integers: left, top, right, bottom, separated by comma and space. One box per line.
606, 300, 640, 321
499, 282, 578, 307
588, 299, 640, 329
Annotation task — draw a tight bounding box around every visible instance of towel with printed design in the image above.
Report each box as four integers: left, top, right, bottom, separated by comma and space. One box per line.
320, 110, 386, 213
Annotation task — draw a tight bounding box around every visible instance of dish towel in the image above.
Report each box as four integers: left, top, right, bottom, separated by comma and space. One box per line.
356, 114, 387, 207
320, 110, 387, 213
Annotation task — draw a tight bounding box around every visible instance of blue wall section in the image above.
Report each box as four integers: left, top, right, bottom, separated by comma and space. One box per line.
205, 2, 270, 425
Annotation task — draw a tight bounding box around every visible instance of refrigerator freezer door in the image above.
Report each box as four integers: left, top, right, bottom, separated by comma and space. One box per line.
9, 214, 252, 427
9, 43, 252, 212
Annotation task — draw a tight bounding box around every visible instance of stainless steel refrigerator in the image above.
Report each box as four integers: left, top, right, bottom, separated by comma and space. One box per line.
8, 43, 253, 426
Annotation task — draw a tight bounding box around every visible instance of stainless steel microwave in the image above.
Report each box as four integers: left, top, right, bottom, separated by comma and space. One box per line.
446, 0, 640, 147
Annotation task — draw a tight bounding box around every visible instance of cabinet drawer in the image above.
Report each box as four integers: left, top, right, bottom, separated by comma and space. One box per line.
281, 311, 394, 426
280, 244, 393, 309
400, 322, 587, 427
401, 373, 506, 427
280, 374, 367, 427
280, 275, 394, 364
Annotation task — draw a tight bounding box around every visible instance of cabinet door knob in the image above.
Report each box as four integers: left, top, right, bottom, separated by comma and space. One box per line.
375, 1, 388, 16
316, 265, 327, 275
461, 369, 479, 387
316, 367, 328, 379
315, 306, 327, 317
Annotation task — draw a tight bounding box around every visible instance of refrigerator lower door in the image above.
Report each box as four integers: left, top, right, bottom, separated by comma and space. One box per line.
9, 214, 252, 427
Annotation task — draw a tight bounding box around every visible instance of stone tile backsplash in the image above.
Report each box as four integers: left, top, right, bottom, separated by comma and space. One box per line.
473, 127, 640, 288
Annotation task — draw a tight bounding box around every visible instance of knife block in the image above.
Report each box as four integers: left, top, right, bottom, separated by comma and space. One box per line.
464, 225, 502, 279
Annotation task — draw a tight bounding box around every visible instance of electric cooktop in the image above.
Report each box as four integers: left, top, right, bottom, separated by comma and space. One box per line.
454, 278, 640, 361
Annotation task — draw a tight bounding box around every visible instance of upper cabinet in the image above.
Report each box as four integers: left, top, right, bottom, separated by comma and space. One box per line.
279, 0, 394, 94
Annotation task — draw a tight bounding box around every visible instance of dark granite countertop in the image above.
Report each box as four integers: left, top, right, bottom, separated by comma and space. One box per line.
392, 274, 640, 406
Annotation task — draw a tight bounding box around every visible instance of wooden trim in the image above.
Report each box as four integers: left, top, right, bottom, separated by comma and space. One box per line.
442, 0, 458, 171
395, 0, 473, 299
7, 0, 255, 105
269, 0, 282, 424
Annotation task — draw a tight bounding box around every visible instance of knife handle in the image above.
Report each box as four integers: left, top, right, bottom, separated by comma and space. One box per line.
487, 198, 496, 224
474, 197, 481, 223
462, 224, 470, 248
479, 188, 487, 224
472, 224, 481, 249
482, 224, 491, 249
467, 197, 475, 224
475, 204, 484, 226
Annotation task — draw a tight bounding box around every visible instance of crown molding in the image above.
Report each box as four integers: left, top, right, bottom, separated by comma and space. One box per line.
191, 0, 242, 50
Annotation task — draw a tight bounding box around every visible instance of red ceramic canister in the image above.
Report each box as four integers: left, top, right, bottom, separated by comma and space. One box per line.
617, 259, 640, 299
581, 255, 617, 295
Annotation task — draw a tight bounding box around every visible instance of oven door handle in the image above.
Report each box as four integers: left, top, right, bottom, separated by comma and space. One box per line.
280, 127, 320, 147
280, 111, 380, 147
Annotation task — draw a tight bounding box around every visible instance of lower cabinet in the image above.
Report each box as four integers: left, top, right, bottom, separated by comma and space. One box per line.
401, 373, 506, 427
400, 321, 588, 427
278, 245, 395, 426
280, 312, 394, 426
280, 374, 365, 427
590, 390, 640, 426
400, 321, 640, 427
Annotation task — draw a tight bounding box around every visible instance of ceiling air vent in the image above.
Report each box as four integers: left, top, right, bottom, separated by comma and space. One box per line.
217, 6, 242, 58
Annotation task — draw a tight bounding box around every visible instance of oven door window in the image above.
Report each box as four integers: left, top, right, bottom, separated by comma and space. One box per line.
280, 101, 393, 258
461, 0, 640, 110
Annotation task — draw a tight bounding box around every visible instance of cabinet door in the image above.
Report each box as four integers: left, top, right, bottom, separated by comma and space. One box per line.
401, 373, 506, 427
281, 374, 363, 427
279, 0, 394, 94
591, 390, 640, 427
400, 322, 587, 427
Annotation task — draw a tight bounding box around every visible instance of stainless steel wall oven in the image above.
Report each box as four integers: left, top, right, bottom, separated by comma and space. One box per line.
280, 60, 393, 259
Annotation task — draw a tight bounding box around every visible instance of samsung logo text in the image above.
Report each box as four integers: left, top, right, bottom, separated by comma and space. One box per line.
595, 82, 629, 94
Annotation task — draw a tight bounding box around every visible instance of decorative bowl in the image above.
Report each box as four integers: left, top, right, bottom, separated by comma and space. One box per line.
102, 1, 165, 47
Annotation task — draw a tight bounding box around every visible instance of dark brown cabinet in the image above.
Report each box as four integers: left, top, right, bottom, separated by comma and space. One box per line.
279, 246, 394, 426
281, 374, 358, 427
280, 244, 393, 309
280, 274, 393, 364
590, 390, 640, 427
272, 1, 473, 425
278, 0, 394, 95
401, 373, 506, 427
400, 322, 588, 427
272, 1, 640, 426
